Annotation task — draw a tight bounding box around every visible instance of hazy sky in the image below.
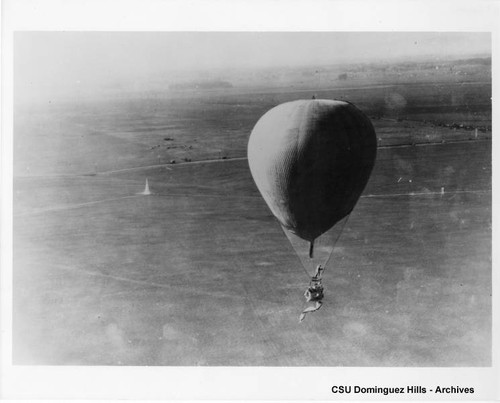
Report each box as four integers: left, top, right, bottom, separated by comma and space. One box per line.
15, 32, 490, 99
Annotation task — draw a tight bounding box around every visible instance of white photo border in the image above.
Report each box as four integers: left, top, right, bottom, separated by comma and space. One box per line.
1, 0, 499, 400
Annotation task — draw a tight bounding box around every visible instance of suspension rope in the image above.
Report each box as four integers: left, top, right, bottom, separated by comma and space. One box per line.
281, 213, 351, 280
298, 214, 351, 322
320, 213, 351, 278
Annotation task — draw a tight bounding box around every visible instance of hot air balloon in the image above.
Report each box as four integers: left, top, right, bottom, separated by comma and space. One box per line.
248, 99, 377, 314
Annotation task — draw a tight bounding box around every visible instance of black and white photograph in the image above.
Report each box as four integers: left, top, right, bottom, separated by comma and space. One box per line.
1, 0, 499, 400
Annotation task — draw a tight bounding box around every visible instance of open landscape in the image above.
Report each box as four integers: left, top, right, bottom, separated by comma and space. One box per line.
13, 47, 491, 366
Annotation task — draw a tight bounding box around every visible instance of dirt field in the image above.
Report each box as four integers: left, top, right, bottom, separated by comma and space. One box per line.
14, 78, 491, 177
13, 139, 491, 366
12, 63, 492, 366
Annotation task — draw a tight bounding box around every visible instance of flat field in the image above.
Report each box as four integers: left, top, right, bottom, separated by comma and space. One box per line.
13, 65, 492, 366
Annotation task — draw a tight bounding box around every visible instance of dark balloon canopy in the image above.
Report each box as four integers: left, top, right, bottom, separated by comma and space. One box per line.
248, 99, 377, 243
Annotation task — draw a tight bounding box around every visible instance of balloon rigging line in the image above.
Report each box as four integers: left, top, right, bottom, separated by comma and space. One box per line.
322, 214, 351, 277
291, 214, 351, 281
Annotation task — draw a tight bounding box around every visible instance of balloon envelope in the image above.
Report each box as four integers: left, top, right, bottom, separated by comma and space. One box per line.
248, 99, 377, 242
